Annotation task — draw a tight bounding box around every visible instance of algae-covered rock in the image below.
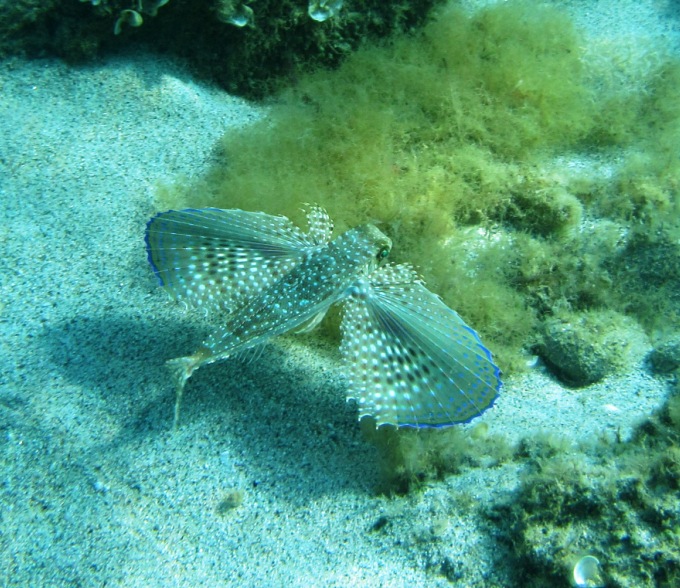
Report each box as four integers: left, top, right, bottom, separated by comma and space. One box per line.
0, 0, 441, 97
648, 335, 680, 374
611, 230, 680, 334
540, 311, 645, 386
485, 399, 680, 588
503, 183, 583, 237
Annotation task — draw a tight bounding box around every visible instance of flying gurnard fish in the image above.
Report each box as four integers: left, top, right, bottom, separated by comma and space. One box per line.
145, 206, 501, 428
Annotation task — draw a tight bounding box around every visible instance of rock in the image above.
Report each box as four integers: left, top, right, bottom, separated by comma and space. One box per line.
540, 310, 646, 386
648, 336, 680, 373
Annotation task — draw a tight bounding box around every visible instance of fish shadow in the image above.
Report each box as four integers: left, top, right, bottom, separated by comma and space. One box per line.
41, 313, 381, 498
42, 312, 196, 429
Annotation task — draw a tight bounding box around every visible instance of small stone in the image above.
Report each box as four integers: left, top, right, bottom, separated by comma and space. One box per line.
216, 488, 244, 515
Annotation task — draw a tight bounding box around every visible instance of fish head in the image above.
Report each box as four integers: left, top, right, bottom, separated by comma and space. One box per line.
346, 224, 392, 273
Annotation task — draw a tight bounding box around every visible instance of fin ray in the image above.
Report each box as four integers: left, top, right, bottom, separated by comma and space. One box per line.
340, 263, 501, 428
145, 208, 319, 313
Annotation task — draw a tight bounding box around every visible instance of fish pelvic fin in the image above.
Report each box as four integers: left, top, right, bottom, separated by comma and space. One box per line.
166, 347, 214, 428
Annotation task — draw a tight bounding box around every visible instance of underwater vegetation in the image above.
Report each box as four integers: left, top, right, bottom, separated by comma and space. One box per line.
359, 386, 680, 585
361, 419, 513, 494
486, 385, 680, 588
137, 4, 680, 582
161, 0, 680, 376
0, 0, 439, 96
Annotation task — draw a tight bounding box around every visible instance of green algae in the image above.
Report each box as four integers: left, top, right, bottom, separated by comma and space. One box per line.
150, 7, 680, 579
159, 0, 680, 372
362, 420, 513, 495
485, 385, 680, 588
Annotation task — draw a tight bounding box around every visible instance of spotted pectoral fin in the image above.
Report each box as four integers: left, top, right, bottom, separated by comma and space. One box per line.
340, 263, 501, 428
145, 208, 318, 313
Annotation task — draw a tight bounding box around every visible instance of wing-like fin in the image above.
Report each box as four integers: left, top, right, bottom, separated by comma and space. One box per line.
145, 208, 318, 313
340, 263, 501, 428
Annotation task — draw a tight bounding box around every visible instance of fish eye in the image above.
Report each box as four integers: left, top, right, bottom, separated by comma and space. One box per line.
377, 247, 389, 261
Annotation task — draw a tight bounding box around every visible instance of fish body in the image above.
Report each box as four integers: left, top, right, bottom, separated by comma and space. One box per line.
145, 206, 501, 428
201, 223, 391, 361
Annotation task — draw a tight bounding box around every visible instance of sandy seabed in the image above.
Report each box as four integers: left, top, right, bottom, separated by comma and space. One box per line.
0, 1, 677, 585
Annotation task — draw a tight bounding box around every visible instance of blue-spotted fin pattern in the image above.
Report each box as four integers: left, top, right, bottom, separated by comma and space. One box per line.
145, 206, 501, 428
